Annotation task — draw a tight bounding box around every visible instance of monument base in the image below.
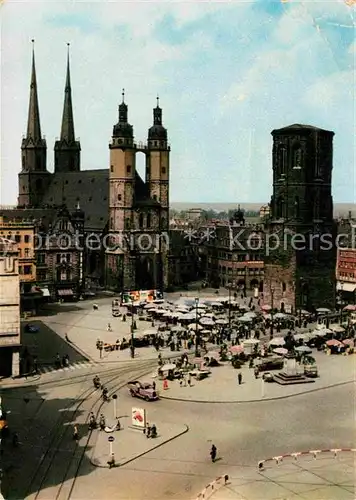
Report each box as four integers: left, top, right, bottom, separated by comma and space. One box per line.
273, 372, 315, 385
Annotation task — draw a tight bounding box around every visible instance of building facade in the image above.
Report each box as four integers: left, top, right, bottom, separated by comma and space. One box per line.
0, 216, 36, 289
0, 239, 21, 377
263, 124, 337, 312
105, 94, 170, 292
336, 218, 356, 303
204, 220, 265, 292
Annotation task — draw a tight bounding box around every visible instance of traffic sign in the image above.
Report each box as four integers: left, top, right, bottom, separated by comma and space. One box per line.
108, 436, 115, 442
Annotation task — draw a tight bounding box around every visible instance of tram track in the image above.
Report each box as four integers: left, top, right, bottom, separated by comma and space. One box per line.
23, 360, 156, 500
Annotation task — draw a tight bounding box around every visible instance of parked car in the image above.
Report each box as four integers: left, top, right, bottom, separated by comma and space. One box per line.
127, 380, 159, 401
262, 372, 274, 382
256, 357, 284, 372
24, 324, 39, 333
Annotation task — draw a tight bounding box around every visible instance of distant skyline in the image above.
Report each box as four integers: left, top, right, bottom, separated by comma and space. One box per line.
1, 0, 355, 205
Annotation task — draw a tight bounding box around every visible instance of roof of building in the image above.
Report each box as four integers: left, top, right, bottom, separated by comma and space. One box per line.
41, 170, 109, 230
0, 208, 57, 231
272, 124, 334, 135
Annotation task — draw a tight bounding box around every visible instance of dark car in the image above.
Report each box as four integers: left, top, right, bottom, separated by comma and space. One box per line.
256, 357, 284, 372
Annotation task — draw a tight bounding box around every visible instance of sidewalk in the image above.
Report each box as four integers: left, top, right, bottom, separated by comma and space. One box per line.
160, 351, 355, 403
90, 413, 188, 468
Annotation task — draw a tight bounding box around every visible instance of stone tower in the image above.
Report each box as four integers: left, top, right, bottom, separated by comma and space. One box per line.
106, 93, 170, 292
263, 124, 336, 311
147, 97, 170, 288
54, 44, 81, 172
18, 40, 50, 207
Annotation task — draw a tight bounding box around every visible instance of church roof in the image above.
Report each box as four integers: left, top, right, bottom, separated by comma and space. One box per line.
134, 172, 161, 208
42, 170, 109, 230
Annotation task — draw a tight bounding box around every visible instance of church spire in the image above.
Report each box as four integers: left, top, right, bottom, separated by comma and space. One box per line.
60, 43, 75, 142
26, 39, 42, 141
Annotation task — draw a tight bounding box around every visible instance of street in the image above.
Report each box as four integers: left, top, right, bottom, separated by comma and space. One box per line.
1, 294, 355, 499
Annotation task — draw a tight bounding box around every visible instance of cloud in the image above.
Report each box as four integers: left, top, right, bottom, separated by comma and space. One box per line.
1, 0, 355, 207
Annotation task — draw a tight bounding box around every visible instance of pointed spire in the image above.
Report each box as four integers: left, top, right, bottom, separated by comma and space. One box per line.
26, 39, 42, 141
153, 95, 162, 126
60, 43, 75, 142
119, 88, 128, 123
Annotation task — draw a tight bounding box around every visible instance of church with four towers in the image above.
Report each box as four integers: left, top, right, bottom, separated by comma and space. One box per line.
11, 42, 171, 295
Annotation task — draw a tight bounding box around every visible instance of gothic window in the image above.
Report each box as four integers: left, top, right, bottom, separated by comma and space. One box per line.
110, 165, 113, 172
36, 154, 42, 170
282, 282, 286, 292
118, 194, 122, 201
293, 147, 302, 169
161, 167, 166, 174
276, 196, 284, 218
278, 146, 286, 175
147, 213, 151, 228
139, 213, 144, 228
294, 196, 300, 218
153, 194, 157, 201
126, 165, 131, 174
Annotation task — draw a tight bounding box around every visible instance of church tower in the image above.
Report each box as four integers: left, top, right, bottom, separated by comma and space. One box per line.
106, 91, 136, 289
264, 124, 336, 311
54, 43, 81, 172
147, 97, 170, 289
18, 40, 50, 207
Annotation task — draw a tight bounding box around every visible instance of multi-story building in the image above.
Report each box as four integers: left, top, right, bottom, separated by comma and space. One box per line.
336, 218, 356, 303
263, 124, 337, 312
0, 239, 21, 376
0, 216, 36, 289
204, 214, 265, 292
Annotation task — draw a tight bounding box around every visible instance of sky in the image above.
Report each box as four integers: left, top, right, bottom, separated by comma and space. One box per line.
1, 0, 355, 205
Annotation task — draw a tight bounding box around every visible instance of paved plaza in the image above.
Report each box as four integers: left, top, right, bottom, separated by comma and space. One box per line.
0, 292, 355, 500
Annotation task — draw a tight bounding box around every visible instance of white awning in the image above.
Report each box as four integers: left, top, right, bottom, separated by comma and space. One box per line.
337, 282, 356, 293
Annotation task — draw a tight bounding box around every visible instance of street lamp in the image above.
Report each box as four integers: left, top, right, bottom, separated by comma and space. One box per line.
270, 286, 275, 340
195, 297, 200, 356
130, 297, 135, 358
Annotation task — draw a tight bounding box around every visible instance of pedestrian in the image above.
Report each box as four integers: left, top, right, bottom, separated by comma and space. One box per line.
254, 367, 259, 379
55, 353, 61, 369
187, 374, 191, 387
107, 323, 112, 332
73, 425, 79, 441
210, 444, 217, 462
238, 372, 242, 385
99, 414, 106, 431
152, 381, 156, 390
107, 453, 115, 469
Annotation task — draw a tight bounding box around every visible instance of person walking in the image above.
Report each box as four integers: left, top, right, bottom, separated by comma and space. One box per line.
210, 444, 217, 462
73, 425, 79, 441
238, 372, 242, 385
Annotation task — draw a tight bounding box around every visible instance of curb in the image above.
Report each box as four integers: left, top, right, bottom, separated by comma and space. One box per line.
90, 424, 189, 468
160, 379, 354, 404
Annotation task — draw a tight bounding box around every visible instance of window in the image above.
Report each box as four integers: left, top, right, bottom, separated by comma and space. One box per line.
24, 265, 32, 275
65, 180, 68, 184
153, 194, 157, 201
276, 196, 284, 218
37, 253, 45, 265
126, 165, 131, 174
125, 218, 131, 229
15, 235, 21, 243
19, 265, 23, 275
110, 217, 114, 229
66, 253, 71, 263
147, 213, 151, 228
282, 282, 287, 292
278, 146, 286, 175
24, 235, 30, 243
56, 254, 61, 264
78, 180, 82, 184
162, 167, 166, 174
25, 248, 29, 257
293, 147, 302, 169
118, 194, 122, 201
110, 165, 114, 172
37, 270, 47, 281
139, 213, 144, 228
89, 197, 92, 202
